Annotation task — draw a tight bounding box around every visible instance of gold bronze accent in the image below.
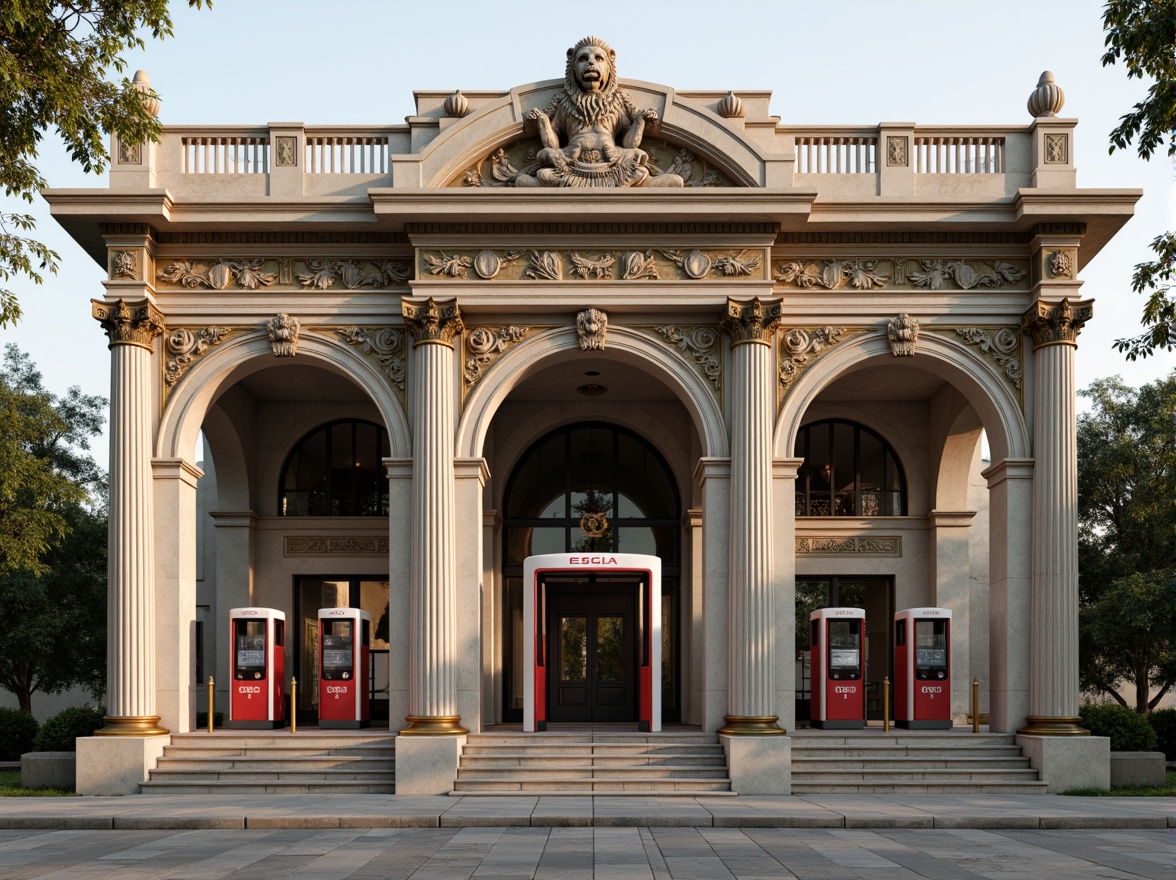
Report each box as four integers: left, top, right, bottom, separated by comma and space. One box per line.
400, 714, 469, 736
95, 715, 170, 736
92, 298, 165, 350
403, 297, 463, 347
1017, 715, 1091, 736
720, 297, 781, 347
717, 714, 787, 735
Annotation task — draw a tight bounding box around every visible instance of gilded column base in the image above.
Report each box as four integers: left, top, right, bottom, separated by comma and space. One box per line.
95, 715, 170, 736
717, 715, 787, 735
400, 714, 469, 736
1016, 715, 1090, 736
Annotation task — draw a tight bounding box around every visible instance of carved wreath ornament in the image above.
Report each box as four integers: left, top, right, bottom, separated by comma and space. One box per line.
580, 511, 609, 538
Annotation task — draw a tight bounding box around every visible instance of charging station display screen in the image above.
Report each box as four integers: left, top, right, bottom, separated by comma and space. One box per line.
827, 619, 861, 677
234, 620, 266, 679
915, 619, 948, 678
321, 620, 353, 680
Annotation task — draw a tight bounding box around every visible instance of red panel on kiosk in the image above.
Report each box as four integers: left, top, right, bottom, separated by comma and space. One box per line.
227, 607, 286, 729
810, 607, 865, 729
894, 607, 952, 729
317, 608, 371, 728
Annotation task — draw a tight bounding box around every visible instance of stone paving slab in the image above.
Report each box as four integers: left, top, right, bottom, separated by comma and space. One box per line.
0, 792, 1170, 832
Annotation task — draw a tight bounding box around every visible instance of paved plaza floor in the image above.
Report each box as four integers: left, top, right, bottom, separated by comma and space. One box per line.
0, 825, 1173, 879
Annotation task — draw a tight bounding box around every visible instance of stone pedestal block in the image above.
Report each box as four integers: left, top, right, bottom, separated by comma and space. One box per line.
395, 734, 465, 795
75, 735, 169, 795
1016, 733, 1109, 793
1110, 752, 1166, 788
20, 752, 76, 791
720, 733, 790, 795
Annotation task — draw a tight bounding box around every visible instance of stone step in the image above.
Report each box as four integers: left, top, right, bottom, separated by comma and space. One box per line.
791, 735, 1016, 748
460, 756, 728, 769
458, 766, 730, 780
140, 781, 396, 794
451, 778, 732, 793
791, 768, 1040, 783
156, 756, 392, 772
149, 769, 396, 783
791, 781, 1049, 794
162, 745, 395, 759
460, 747, 725, 759
169, 734, 396, 747
464, 734, 717, 745
791, 746, 1025, 759
792, 757, 1031, 770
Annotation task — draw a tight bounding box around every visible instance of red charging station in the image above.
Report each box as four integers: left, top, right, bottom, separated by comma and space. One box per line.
317, 607, 370, 728
894, 607, 952, 729
810, 607, 865, 729
227, 607, 286, 729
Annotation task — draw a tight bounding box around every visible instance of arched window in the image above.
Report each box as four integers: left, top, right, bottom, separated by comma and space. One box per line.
279, 419, 389, 516
794, 419, 906, 516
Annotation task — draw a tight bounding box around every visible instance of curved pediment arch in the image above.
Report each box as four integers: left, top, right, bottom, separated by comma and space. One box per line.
417, 77, 769, 189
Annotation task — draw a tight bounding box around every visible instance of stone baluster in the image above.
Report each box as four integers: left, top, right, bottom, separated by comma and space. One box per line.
719, 297, 786, 735
91, 298, 167, 735
1018, 297, 1093, 736
400, 297, 467, 735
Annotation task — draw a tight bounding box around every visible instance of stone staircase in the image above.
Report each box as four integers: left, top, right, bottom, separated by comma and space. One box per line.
790, 733, 1047, 794
452, 731, 734, 795
141, 732, 396, 794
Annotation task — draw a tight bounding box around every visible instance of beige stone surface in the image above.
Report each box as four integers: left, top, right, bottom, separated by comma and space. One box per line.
721, 734, 791, 795
394, 734, 465, 795
75, 735, 169, 796
1017, 734, 1110, 793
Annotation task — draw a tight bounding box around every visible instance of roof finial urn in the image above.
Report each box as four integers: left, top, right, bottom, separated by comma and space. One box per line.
131, 70, 160, 118
444, 89, 470, 118
1027, 71, 1064, 118
717, 91, 745, 119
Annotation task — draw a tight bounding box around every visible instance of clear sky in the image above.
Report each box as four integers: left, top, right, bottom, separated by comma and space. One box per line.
2, 0, 1172, 467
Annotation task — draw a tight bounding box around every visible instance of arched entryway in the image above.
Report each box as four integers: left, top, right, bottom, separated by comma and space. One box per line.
500, 422, 681, 723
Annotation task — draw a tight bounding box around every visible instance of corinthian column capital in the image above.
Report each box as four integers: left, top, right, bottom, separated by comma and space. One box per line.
403, 297, 463, 348
92, 298, 165, 350
721, 296, 781, 347
1020, 297, 1093, 349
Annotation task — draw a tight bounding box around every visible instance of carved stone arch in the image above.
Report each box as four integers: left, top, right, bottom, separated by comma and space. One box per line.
156, 332, 412, 463
489, 399, 695, 515
774, 333, 1028, 465
456, 325, 729, 461
419, 78, 765, 188
199, 396, 252, 512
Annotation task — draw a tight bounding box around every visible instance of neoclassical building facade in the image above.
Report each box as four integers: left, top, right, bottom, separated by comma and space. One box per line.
49, 44, 1137, 792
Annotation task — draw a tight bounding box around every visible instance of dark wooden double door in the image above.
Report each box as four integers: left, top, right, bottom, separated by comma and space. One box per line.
548, 588, 636, 723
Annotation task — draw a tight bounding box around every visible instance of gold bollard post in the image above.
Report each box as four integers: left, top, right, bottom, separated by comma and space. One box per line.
207, 676, 214, 733
972, 676, 980, 734
290, 678, 297, 734
883, 676, 890, 732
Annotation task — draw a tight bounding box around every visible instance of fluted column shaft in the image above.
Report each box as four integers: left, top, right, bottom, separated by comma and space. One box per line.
92, 298, 167, 735
1019, 297, 1092, 735
402, 297, 467, 735
719, 297, 785, 735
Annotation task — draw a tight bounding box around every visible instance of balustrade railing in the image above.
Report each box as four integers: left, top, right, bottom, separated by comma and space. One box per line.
914, 135, 1005, 174
305, 135, 389, 174
181, 134, 269, 175
795, 136, 877, 174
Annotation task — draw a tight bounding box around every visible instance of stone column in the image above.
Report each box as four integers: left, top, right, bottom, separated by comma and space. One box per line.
400, 297, 467, 736
772, 458, 804, 735
92, 298, 167, 735
1018, 297, 1093, 736
718, 297, 785, 735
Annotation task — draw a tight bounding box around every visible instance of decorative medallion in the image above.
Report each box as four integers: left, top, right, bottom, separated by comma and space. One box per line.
886, 136, 908, 167
778, 326, 846, 390
1047, 249, 1074, 278
275, 136, 297, 167
1045, 133, 1068, 164
622, 251, 659, 280
267, 313, 300, 357
464, 326, 530, 387
655, 325, 722, 390
111, 249, 139, 280
472, 249, 523, 280
580, 511, 609, 538
337, 326, 407, 390
953, 327, 1023, 390
576, 309, 608, 351
165, 326, 231, 387
887, 313, 919, 357
117, 137, 141, 164
662, 249, 711, 279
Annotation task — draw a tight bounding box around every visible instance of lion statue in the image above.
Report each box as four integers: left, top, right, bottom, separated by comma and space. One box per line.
513, 36, 684, 188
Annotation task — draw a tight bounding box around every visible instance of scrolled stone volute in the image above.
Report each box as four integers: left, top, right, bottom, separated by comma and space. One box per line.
717, 91, 745, 119
1020, 297, 1092, 348
403, 297, 464, 347
92, 298, 165, 350
132, 70, 160, 118
1027, 70, 1064, 118
721, 297, 781, 346
444, 90, 470, 118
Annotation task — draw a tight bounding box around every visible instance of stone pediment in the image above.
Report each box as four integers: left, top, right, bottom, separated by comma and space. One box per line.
414, 76, 771, 189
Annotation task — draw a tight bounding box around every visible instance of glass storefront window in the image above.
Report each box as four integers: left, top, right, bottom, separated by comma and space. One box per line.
794, 420, 906, 517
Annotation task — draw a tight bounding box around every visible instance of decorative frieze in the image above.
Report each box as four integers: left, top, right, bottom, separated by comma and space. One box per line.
337, 326, 407, 390
721, 297, 781, 347
165, 326, 231, 387
655, 325, 722, 390
1021, 298, 1093, 348
773, 257, 1027, 291
156, 257, 411, 289
778, 326, 846, 390
887, 313, 919, 357
576, 309, 608, 351
795, 536, 901, 556
285, 536, 390, 556
267, 313, 300, 357
953, 327, 1023, 389
92, 298, 165, 350
403, 297, 463, 347
463, 326, 530, 386
415, 247, 768, 282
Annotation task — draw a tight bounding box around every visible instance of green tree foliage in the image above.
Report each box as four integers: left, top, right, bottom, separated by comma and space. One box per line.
0, 0, 209, 327
0, 344, 104, 574
1101, 0, 1176, 360
1077, 372, 1176, 711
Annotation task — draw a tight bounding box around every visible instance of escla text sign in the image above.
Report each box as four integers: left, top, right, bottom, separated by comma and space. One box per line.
568, 556, 619, 565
